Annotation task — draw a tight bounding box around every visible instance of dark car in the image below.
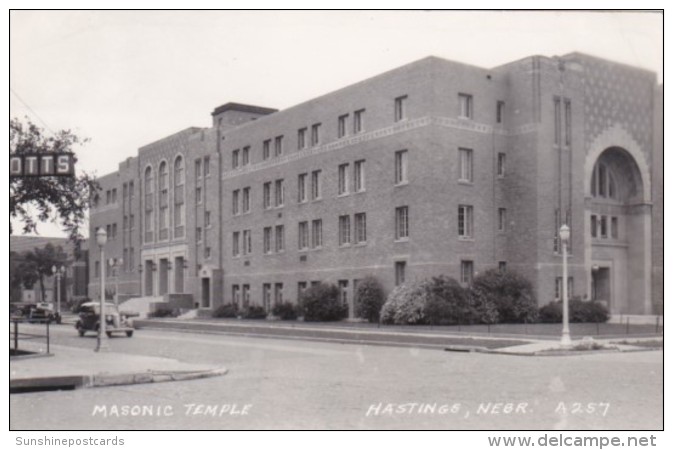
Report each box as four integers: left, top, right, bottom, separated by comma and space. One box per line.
75, 302, 135, 337
10, 302, 60, 323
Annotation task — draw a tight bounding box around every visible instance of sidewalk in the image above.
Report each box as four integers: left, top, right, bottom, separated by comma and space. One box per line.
10, 341, 227, 393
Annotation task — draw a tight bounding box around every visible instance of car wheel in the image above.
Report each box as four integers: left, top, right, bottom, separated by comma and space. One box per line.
77, 327, 85, 337
126, 330, 134, 337
106, 331, 113, 338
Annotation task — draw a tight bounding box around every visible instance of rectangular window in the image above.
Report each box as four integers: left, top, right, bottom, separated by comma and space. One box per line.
591, 215, 598, 238
123, 183, 128, 200
611, 217, 618, 239
554, 97, 562, 145
274, 283, 284, 306
498, 208, 507, 232
311, 123, 321, 146
274, 136, 283, 157
458, 205, 473, 238
600, 215, 608, 239
311, 170, 322, 200
459, 148, 473, 182
354, 109, 365, 133
112, 189, 117, 204
497, 153, 506, 177
232, 231, 240, 257
394, 95, 407, 122
555, 277, 574, 300
394, 150, 408, 185
338, 280, 349, 307
395, 206, 409, 240
275, 225, 285, 252
461, 260, 474, 285
195, 159, 202, 179
232, 285, 240, 307
243, 229, 252, 255
263, 139, 271, 160
499, 261, 507, 272
338, 163, 349, 195
496, 100, 505, 124
298, 173, 307, 203
338, 114, 349, 138
263, 227, 272, 254
564, 99, 572, 146
312, 219, 323, 248
459, 93, 473, 119
298, 281, 307, 300
232, 189, 240, 215
354, 160, 365, 192
203, 156, 210, 177
129, 214, 134, 230
196, 227, 203, 243
205, 210, 211, 227
242, 187, 251, 213
242, 146, 250, 165
298, 221, 309, 250
298, 128, 307, 150
275, 179, 285, 207
339, 215, 351, 246
263, 182, 272, 209
263, 284, 272, 312
196, 187, 202, 204
395, 261, 406, 286
129, 181, 134, 198
123, 215, 128, 230
354, 213, 367, 243
232, 149, 240, 169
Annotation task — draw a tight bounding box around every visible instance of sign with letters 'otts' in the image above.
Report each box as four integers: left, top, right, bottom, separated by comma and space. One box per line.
10, 153, 75, 177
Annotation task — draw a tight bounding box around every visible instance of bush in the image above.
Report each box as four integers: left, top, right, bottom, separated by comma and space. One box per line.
538, 301, 563, 323
380, 281, 431, 325
354, 276, 386, 323
272, 302, 298, 320
242, 305, 268, 319
425, 276, 483, 325
471, 269, 538, 323
538, 297, 610, 323
300, 282, 348, 322
212, 303, 238, 318
148, 308, 178, 318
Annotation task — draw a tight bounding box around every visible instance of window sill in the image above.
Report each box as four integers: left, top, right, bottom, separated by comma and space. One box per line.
339, 244, 352, 249
354, 242, 367, 247
394, 181, 409, 187
337, 193, 350, 198
458, 180, 473, 186
458, 237, 475, 242
354, 189, 367, 195
394, 238, 409, 243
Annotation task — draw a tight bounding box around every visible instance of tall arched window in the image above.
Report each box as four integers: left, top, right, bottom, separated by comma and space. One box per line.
144, 166, 154, 243
591, 162, 617, 199
174, 156, 185, 238
158, 161, 169, 240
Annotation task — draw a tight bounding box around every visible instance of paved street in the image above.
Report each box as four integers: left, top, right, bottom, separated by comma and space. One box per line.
10, 324, 663, 430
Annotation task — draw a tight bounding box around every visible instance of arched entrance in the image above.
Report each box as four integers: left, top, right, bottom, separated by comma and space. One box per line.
585, 145, 652, 315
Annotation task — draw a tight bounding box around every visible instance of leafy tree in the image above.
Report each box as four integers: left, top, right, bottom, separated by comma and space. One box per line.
471, 269, 538, 323
10, 117, 99, 246
354, 276, 386, 323
21, 243, 69, 303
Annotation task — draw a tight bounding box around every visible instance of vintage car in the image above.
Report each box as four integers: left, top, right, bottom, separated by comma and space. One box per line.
75, 302, 135, 337
10, 302, 60, 323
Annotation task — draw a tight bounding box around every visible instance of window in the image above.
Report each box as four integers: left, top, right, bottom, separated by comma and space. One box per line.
263, 227, 272, 254
354, 160, 365, 192
564, 99, 572, 146
312, 219, 323, 248
591, 215, 598, 238
460, 261, 474, 285
242, 187, 251, 213
159, 161, 169, 239
232, 285, 240, 307
174, 156, 185, 238
354, 109, 365, 133
338, 114, 349, 138
196, 187, 202, 204
129, 247, 134, 272
275, 179, 285, 207
497, 153, 506, 177
338, 280, 349, 307
499, 261, 507, 272
298, 173, 307, 203
339, 215, 351, 246
263, 182, 272, 209
129, 214, 134, 230
232, 149, 240, 169
232, 232, 240, 256
112, 189, 117, 204
394, 150, 408, 185
275, 225, 285, 252
298, 221, 309, 250
611, 217, 618, 239
203, 156, 210, 177
123, 215, 128, 230
395, 206, 409, 240
591, 163, 617, 200
394, 95, 407, 122
129, 181, 134, 198
242, 284, 250, 308
242, 146, 250, 166
354, 213, 367, 243
274, 283, 284, 306
338, 163, 349, 195
496, 101, 505, 124
123, 183, 128, 200
311, 123, 321, 146
274, 136, 283, 157
196, 227, 203, 243
111, 223, 117, 240
459, 94, 473, 119
554, 97, 561, 145
459, 148, 473, 182
600, 215, 608, 239
263, 284, 272, 312
243, 229, 252, 255
298, 282, 307, 300
263, 139, 271, 160
555, 277, 574, 300
205, 211, 211, 228
458, 205, 473, 238
498, 208, 507, 232
298, 128, 307, 150
232, 189, 240, 215
395, 261, 406, 286
311, 170, 322, 200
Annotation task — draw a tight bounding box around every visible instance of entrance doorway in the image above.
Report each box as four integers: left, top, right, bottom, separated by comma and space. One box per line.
592, 268, 611, 309
144, 260, 153, 296
159, 258, 168, 295
174, 257, 184, 293
201, 278, 211, 309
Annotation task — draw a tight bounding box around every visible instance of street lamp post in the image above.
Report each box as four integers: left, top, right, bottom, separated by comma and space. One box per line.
95, 228, 110, 352
559, 224, 572, 347
109, 258, 123, 307
51, 264, 65, 323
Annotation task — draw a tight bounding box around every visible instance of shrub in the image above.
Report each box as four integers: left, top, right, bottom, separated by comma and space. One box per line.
212, 303, 238, 318
538, 301, 563, 323
380, 281, 431, 325
471, 269, 538, 323
242, 305, 268, 319
300, 282, 348, 322
538, 297, 610, 323
424, 276, 470, 325
354, 276, 386, 323
272, 302, 298, 320
148, 308, 178, 318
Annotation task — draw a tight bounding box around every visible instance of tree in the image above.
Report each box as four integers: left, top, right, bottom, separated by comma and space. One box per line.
354, 276, 386, 323
10, 117, 99, 246
21, 243, 69, 303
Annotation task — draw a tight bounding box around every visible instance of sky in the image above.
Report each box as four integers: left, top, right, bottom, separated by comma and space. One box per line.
9, 10, 663, 237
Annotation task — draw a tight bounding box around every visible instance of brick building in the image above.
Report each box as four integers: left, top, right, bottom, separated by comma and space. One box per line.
88, 53, 663, 317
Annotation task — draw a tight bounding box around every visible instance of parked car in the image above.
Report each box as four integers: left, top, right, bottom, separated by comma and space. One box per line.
75, 302, 135, 337
10, 302, 60, 323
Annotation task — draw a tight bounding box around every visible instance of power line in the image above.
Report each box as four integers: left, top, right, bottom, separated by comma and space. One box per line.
10, 87, 55, 134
